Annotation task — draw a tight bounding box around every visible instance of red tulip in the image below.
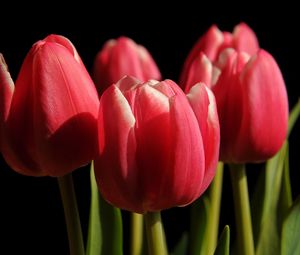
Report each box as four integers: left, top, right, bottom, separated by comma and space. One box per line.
0, 35, 99, 176
180, 22, 288, 162
212, 49, 288, 162
93, 37, 161, 94
94, 76, 219, 213
180, 23, 259, 87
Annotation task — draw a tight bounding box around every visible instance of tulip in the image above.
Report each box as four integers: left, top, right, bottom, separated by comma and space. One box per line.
180, 23, 287, 255
0, 35, 99, 176
185, 48, 288, 163
94, 76, 219, 213
180, 23, 259, 86
180, 22, 288, 162
213, 49, 288, 162
93, 37, 161, 94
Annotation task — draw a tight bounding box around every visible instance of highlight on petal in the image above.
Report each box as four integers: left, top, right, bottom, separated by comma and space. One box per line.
187, 83, 220, 194
95, 84, 139, 211
43, 34, 83, 64
0, 54, 14, 127
183, 53, 213, 92
114, 75, 141, 93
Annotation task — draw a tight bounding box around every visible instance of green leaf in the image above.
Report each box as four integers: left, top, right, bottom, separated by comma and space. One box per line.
278, 143, 293, 228
214, 225, 230, 255
189, 196, 210, 255
86, 162, 123, 255
288, 98, 300, 137
171, 232, 188, 255
86, 162, 102, 255
251, 142, 287, 255
98, 188, 123, 255
281, 196, 300, 255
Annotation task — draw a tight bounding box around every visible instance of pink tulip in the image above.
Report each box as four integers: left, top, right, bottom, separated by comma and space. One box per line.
180, 22, 288, 162
94, 76, 219, 213
93, 37, 161, 94
180, 23, 259, 87
212, 49, 288, 162
0, 35, 99, 176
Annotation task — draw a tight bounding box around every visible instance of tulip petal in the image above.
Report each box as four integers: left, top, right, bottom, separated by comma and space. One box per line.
95, 85, 139, 212
212, 50, 244, 161
166, 95, 205, 206
135, 88, 205, 211
180, 25, 223, 86
233, 23, 259, 55
115, 75, 141, 93
5, 50, 42, 174
183, 53, 213, 92
134, 84, 171, 211
44, 34, 83, 64
187, 83, 220, 194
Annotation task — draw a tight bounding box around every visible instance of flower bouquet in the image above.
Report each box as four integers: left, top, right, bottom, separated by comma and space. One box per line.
0, 23, 299, 255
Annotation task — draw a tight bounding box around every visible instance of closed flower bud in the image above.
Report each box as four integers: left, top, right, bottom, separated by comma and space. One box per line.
0, 35, 99, 176
93, 37, 161, 94
94, 76, 219, 213
181, 23, 288, 163
212, 49, 288, 162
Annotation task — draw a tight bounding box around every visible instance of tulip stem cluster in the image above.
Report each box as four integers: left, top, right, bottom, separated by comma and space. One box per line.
58, 174, 85, 255
229, 164, 255, 255
144, 211, 168, 255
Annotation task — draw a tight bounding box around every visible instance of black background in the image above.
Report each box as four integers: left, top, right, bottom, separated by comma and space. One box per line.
0, 5, 299, 255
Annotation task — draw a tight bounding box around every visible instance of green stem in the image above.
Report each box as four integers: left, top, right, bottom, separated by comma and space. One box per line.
145, 211, 168, 255
130, 213, 143, 255
86, 164, 101, 255
229, 164, 255, 255
206, 162, 224, 254
58, 174, 85, 255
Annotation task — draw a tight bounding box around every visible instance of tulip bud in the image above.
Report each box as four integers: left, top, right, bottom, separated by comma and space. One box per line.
94, 76, 219, 213
180, 22, 288, 162
0, 35, 99, 176
213, 49, 288, 162
93, 37, 161, 94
